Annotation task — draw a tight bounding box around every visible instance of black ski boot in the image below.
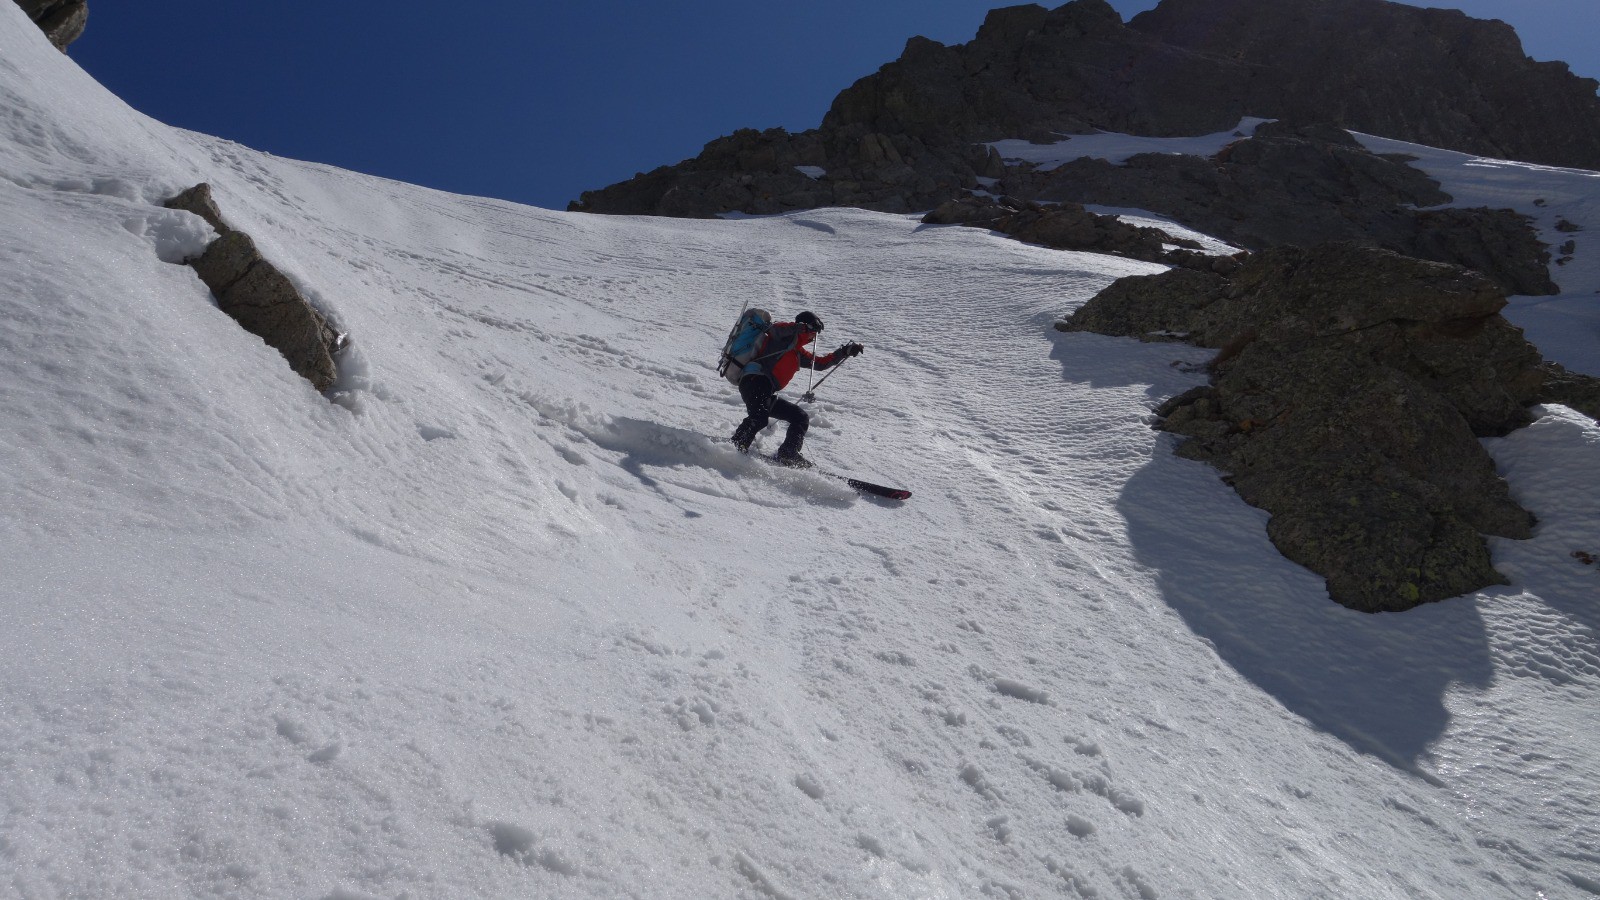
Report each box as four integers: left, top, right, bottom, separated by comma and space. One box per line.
773, 449, 812, 469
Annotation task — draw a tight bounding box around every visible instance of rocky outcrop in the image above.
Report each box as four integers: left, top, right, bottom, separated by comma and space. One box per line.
922, 195, 1246, 274
569, 126, 984, 218
1129, 0, 1600, 169
1058, 243, 1581, 612
1538, 362, 1600, 423
164, 184, 344, 391
827, 0, 1600, 170
573, 0, 1600, 218
16, 0, 87, 51
1003, 123, 1558, 296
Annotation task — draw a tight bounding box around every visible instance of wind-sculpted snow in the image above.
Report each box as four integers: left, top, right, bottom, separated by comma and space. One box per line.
2, 5, 1599, 897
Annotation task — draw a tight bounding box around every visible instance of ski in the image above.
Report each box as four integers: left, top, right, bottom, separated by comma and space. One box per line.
711, 435, 910, 500
837, 475, 912, 501
760, 454, 911, 500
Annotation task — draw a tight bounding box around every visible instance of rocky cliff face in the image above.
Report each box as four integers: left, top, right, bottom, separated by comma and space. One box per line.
829, 0, 1600, 168
571, 0, 1600, 219
15, 0, 87, 51
1003, 122, 1558, 296
1127, 0, 1600, 168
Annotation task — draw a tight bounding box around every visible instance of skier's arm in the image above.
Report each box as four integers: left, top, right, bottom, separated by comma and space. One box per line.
802, 342, 863, 371
800, 347, 834, 370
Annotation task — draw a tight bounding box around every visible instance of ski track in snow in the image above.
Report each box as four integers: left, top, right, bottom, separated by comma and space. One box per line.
2, 7, 1600, 898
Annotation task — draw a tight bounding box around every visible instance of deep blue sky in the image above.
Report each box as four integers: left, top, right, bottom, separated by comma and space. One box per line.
69, 1, 1600, 212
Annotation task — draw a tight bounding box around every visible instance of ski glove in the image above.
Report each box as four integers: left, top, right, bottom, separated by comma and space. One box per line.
837, 342, 865, 358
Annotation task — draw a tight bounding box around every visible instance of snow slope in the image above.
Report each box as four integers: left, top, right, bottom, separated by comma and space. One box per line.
3, 8, 1599, 898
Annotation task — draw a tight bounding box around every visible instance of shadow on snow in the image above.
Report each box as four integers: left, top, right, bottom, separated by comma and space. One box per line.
1053, 331, 1495, 774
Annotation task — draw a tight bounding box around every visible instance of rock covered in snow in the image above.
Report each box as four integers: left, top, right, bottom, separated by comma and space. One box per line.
165, 183, 343, 391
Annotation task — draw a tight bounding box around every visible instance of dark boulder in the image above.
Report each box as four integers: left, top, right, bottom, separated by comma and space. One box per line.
165, 183, 343, 392
1063, 243, 1552, 611
16, 0, 87, 51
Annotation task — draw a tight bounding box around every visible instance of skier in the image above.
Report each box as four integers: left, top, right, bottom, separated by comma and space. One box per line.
730, 310, 864, 467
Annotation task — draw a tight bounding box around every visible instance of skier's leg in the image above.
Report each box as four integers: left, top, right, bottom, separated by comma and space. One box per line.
732, 376, 775, 450
769, 396, 810, 457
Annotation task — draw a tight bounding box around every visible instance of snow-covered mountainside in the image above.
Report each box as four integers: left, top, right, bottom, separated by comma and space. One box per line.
3, 8, 1599, 898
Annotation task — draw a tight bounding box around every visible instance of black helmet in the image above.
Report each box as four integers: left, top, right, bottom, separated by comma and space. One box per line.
795, 310, 824, 332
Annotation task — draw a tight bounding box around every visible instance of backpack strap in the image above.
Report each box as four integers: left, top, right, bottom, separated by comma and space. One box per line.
750, 323, 799, 369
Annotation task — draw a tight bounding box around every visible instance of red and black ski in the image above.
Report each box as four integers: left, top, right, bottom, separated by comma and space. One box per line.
760, 454, 910, 500
835, 475, 911, 501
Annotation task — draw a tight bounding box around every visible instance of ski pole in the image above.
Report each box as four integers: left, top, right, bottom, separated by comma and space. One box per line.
801, 355, 849, 403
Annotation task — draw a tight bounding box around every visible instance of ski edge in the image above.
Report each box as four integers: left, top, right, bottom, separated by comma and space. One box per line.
839, 476, 912, 501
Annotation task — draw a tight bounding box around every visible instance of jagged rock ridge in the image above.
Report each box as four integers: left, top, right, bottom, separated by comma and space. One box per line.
571, 0, 1600, 219
1000, 121, 1558, 296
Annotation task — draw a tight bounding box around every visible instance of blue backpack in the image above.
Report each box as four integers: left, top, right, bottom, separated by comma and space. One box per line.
719, 307, 772, 384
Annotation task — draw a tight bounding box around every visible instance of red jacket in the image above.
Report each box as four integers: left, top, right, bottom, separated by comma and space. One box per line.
750, 322, 841, 390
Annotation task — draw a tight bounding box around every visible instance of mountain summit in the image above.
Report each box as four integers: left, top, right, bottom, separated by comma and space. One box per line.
571, 0, 1600, 218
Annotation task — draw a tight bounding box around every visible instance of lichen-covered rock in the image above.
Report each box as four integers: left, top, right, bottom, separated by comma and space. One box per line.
1067, 242, 1550, 611
164, 183, 341, 392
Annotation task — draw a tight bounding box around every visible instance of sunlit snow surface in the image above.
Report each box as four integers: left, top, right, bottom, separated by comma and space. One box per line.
2, 7, 1599, 898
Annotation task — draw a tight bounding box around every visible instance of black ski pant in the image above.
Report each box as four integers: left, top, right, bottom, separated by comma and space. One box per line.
731, 375, 808, 455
